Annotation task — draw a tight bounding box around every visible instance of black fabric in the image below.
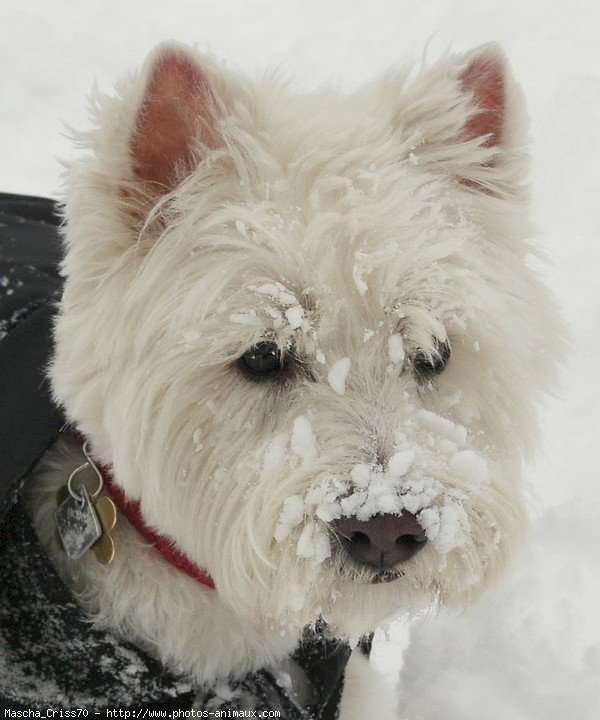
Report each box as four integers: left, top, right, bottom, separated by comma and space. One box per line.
0, 498, 195, 710
0, 192, 66, 522
292, 621, 352, 720
0, 193, 352, 717
193, 669, 314, 718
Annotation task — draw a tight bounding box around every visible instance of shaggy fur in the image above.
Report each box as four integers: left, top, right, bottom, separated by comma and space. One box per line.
26, 40, 561, 703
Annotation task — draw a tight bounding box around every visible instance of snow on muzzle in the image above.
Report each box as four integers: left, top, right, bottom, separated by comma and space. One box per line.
274, 408, 491, 571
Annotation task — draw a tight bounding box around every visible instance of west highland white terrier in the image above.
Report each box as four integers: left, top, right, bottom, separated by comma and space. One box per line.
11, 40, 561, 717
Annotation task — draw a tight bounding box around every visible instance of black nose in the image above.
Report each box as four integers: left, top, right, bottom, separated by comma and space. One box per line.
331, 512, 427, 569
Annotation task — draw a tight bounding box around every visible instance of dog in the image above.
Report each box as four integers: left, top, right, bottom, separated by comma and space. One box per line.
2, 39, 561, 716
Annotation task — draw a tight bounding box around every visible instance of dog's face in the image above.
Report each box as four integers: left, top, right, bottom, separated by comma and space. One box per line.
52, 42, 560, 635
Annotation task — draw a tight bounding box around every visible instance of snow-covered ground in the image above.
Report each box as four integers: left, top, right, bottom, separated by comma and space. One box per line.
3, 2, 599, 717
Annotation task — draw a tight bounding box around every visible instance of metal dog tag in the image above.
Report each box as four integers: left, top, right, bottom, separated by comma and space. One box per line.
54, 485, 102, 561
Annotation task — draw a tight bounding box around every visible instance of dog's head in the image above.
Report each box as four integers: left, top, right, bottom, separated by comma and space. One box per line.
53, 42, 561, 635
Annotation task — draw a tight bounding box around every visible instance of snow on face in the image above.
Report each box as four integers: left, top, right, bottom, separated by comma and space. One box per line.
272, 398, 491, 570
337, 438, 477, 558
192, 427, 203, 453
327, 358, 351, 395
227, 275, 495, 580
388, 333, 405, 365
290, 416, 317, 464
248, 283, 307, 332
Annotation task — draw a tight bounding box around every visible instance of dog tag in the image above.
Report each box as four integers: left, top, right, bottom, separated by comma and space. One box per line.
92, 496, 117, 565
54, 485, 102, 561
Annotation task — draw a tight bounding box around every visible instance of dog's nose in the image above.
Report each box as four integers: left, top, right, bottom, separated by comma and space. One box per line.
332, 512, 427, 569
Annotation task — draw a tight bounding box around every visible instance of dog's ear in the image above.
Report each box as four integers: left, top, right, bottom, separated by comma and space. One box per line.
389, 43, 527, 195
452, 44, 529, 194
130, 42, 220, 198
458, 44, 505, 149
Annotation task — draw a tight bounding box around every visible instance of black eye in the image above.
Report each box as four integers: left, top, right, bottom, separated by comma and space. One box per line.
413, 337, 451, 377
238, 341, 283, 377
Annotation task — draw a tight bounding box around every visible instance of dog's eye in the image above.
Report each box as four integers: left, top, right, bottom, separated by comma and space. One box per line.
413, 337, 451, 377
238, 341, 283, 377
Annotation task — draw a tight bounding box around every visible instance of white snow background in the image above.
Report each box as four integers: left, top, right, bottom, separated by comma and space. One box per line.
2, 2, 599, 717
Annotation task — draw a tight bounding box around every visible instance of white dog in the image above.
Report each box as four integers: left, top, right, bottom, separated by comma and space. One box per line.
14, 40, 561, 716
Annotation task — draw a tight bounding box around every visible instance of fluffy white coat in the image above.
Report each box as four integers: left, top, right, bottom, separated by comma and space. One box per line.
26, 40, 562, 706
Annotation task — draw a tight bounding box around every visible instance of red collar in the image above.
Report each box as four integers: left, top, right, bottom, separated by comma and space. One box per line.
81, 436, 216, 590
104, 476, 216, 590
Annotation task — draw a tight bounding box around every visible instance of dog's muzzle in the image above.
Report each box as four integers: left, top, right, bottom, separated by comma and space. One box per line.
331, 512, 427, 573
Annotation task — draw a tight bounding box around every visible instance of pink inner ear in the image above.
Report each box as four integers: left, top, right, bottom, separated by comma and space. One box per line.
131, 50, 215, 190
460, 54, 505, 147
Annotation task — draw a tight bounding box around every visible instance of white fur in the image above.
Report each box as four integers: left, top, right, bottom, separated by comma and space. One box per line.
26, 41, 562, 697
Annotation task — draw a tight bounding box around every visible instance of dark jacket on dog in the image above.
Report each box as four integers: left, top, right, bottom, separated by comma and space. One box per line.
0, 193, 353, 718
